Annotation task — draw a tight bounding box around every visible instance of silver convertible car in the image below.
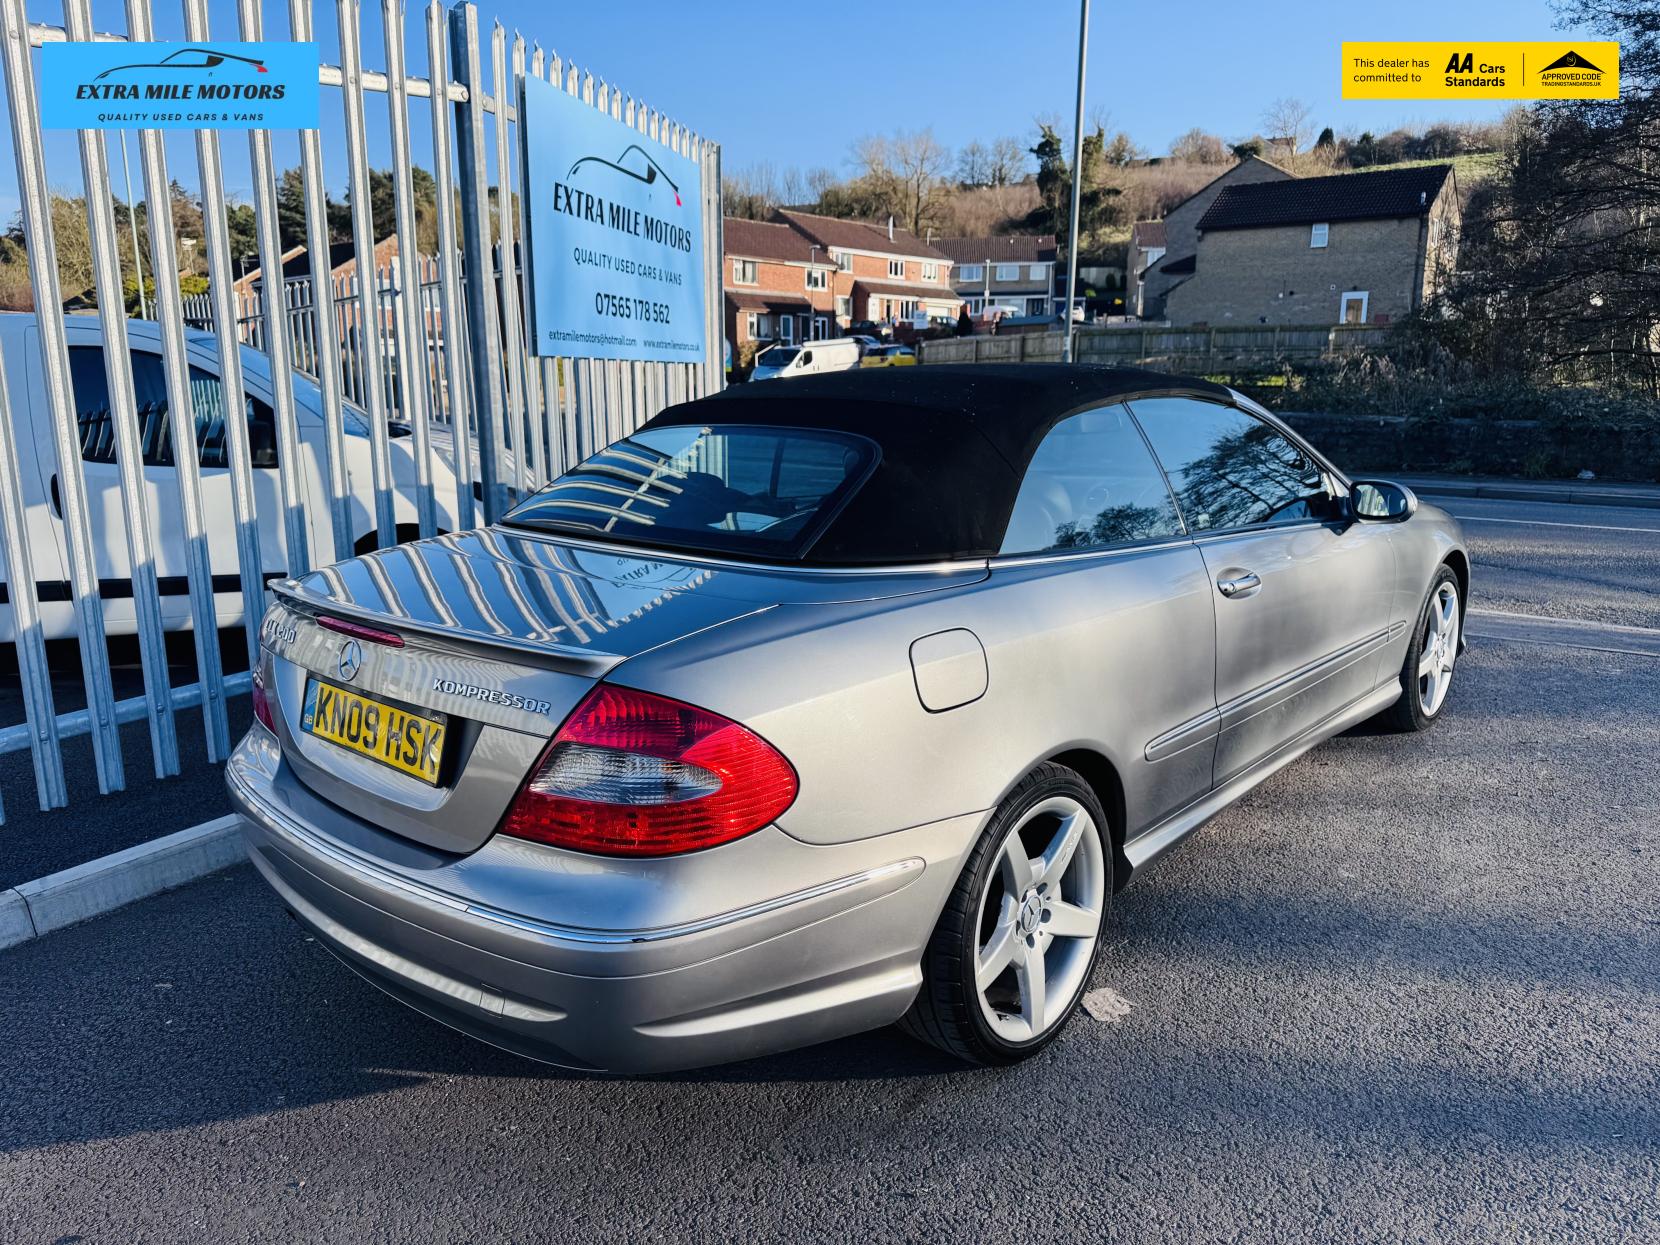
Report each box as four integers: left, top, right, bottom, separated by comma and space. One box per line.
227, 365, 1469, 1072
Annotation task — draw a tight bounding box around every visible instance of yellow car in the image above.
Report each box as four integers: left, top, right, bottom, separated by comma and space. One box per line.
860, 345, 918, 368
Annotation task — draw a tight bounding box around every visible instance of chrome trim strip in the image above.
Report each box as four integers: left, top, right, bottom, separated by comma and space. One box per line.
498, 525, 990, 579
1125, 681, 1401, 872
1215, 627, 1391, 730
229, 764, 924, 946
1144, 707, 1221, 763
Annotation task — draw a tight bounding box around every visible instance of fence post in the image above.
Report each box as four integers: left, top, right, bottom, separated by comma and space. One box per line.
382, 0, 439, 538
427, 0, 476, 529
451, 0, 509, 523
292, 0, 355, 561
67, 0, 180, 781
130, 0, 229, 761
0, 0, 124, 794
338, 0, 398, 547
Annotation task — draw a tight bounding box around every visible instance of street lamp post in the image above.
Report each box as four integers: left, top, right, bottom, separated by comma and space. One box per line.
1062, 0, 1090, 364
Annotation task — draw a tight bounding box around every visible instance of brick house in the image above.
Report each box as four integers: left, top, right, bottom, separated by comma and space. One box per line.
722, 217, 838, 352
933, 235, 1056, 318
1135, 155, 1292, 319
1162, 164, 1460, 327
776, 210, 960, 330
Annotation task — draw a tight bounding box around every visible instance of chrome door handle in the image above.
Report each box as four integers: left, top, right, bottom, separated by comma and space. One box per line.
1217, 571, 1261, 598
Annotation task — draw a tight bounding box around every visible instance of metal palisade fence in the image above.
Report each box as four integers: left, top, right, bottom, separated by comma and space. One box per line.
0, 0, 724, 823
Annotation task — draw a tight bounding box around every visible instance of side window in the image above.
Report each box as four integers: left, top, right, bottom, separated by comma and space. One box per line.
1129, 397, 1331, 532
68, 347, 278, 469
999, 403, 1183, 556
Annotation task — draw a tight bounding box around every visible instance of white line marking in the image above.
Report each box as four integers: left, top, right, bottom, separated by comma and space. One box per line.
1456, 515, 1660, 535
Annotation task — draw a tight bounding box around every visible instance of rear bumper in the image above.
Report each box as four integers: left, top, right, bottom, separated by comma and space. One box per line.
226, 729, 978, 1073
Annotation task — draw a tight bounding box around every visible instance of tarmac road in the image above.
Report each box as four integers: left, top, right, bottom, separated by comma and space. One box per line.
0, 493, 1656, 1243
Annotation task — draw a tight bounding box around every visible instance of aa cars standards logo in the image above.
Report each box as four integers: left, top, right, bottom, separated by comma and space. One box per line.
41, 40, 319, 130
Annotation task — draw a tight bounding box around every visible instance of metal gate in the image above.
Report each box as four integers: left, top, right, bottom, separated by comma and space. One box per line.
0, 0, 724, 823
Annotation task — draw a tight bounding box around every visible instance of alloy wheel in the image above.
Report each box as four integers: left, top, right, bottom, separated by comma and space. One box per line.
1418, 581, 1461, 716
973, 795, 1105, 1043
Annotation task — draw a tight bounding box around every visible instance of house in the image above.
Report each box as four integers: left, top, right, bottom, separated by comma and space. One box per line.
1162, 163, 1460, 327
775, 210, 959, 330
1136, 155, 1292, 319
722, 217, 838, 352
1125, 219, 1165, 311
232, 235, 402, 298
932, 235, 1056, 318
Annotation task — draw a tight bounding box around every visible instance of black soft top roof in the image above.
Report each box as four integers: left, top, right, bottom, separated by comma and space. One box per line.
643, 364, 1231, 564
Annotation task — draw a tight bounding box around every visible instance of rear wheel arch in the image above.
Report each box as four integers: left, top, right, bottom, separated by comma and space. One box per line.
1045, 748, 1130, 891
1443, 548, 1470, 614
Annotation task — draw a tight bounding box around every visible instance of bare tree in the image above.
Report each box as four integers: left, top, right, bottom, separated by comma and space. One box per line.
989, 136, 1028, 186
888, 129, 952, 236
1169, 127, 1230, 165
956, 140, 991, 187
1260, 97, 1315, 158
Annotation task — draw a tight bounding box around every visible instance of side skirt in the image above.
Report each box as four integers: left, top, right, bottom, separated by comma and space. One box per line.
1121, 680, 1403, 878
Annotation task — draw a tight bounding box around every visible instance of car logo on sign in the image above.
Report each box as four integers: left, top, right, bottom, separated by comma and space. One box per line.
336, 639, 363, 683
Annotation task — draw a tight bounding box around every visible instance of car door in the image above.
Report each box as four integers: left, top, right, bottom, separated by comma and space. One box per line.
990, 402, 1218, 834
1128, 395, 1396, 786
60, 328, 294, 631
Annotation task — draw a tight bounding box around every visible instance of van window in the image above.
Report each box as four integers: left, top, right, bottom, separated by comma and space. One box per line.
757, 346, 799, 368
68, 346, 279, 469
799, 350, 814, 366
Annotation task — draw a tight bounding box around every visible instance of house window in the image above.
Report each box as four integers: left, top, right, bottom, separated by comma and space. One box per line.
921, 262, 937, 281
1026, 296, 1048, 316
1310, 223, 1329, 249
1340, 291, 1369, 324
835, 295, 851, 318
732, 258, 758, 284
805, 268, 827, 290
745, 312, 758, 339
959, 264, 983, 281
887, 258, 905, 279
996, 263, 1020, 281
966, 297, 982, 313
1029, 264, 1046, 281
835, 251, 854, 271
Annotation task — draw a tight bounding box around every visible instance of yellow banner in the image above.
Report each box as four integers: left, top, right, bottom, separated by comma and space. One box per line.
1342, 41, 1619, 100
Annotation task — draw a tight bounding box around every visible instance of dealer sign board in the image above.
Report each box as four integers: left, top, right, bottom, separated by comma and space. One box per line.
520, 74, 705, 363
40, 41, 319, 129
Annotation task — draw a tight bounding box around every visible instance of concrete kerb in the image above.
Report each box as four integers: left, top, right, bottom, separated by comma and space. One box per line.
0, 814, 245, 952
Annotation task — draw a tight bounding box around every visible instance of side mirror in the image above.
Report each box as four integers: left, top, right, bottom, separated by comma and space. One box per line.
1350, 479, 1418, 523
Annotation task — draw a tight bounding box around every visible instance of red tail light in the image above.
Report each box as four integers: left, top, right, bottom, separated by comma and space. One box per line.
498, 685, 798, 857
251, 663, 276, 734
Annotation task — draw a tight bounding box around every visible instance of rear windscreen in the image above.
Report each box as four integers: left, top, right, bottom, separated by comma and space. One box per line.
502, 424, 877, 560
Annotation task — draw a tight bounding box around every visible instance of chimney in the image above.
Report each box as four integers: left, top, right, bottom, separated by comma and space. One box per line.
887, 215, 894, 241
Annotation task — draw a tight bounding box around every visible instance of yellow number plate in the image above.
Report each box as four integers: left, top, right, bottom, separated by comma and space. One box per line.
301, 679, 447, 785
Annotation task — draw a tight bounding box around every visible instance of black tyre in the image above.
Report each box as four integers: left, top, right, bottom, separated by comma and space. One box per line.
900, 763, 1111, 1065
1379, 564, 1462, 733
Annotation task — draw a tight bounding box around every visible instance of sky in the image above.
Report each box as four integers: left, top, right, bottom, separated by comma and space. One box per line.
0, 0, 1595, 228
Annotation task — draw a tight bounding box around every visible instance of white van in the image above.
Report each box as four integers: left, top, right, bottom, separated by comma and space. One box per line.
0, 313, 465, 642
749, 338, 863, 382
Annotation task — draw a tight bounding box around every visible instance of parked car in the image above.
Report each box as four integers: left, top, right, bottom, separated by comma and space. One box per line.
846, 334, 883, 355
229, 364, 1468, 1073
749, 338, 863, 382
0, 314, 462, 641
843, 320, 888, 342
859, 344, 917, 368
